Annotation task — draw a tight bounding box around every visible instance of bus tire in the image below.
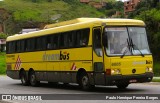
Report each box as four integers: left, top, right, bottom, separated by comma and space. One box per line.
20, 70, 29, 86
29, 71, 40, 87
116, 83, 129, 89
79, 72, 91, 90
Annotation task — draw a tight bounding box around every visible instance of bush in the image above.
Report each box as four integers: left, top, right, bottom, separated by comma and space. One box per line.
0, 52, 6, 75
153, 61, 160, 76
0, 33, 8, 39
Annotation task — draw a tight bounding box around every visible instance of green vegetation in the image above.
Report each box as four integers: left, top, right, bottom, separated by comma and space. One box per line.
128, 0, 160, 76
104, 1, 124, 17
128, 0, 160, 62
0, 33, 8, 39
152, 78, 160, 82
153, 62, 160, 76
0, 0, 124, 35
0, 52, 6, 74
0, 0, 105, 35
94, 0, 116, 2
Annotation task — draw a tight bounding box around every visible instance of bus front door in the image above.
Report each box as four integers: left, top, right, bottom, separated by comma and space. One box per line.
93, 27, 105, 85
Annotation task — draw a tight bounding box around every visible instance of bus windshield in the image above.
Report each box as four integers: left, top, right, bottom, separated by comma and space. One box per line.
104, 27, 151, 56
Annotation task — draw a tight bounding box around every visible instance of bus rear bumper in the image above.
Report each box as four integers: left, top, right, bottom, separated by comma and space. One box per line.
105, 72, 154, 86
6, 70, 20, 79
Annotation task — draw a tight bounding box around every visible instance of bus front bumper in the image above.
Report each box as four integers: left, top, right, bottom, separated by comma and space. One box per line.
105, 72, 154, 85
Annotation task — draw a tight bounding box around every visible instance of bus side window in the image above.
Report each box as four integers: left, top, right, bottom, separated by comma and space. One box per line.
76, 30, 80, 47
68, 31, 75, 48
12, 41, 16, 53
26, 39, 30, 51
59, 33, 68, 48
24, 39, 27, 51
42, 37, 46, 50
16, 40, 21, 53
47, 35, 53, 49
80, 28, 89, 46
7, 42, 12, 53
26, 39, 29, 51
20, 40, 25, 52
30, 38, 35, 51
36, 37, 44, 50
64, 33, 68, 48
52, 34, 59, 49
35, 37, 40, 50
93, 28, 102, 57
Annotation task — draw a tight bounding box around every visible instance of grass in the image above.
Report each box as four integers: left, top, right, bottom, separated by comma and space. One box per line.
152, 78, 160, 82
0, 0, 104, 23
0, 52, 6, 74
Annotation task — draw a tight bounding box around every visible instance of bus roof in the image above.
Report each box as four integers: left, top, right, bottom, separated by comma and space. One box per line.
7, 18, 145, 42
44, 18, 145, 29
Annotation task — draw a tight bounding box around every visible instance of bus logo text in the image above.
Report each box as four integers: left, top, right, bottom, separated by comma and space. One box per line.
43, 51, 70, 61
60, 51, 70, 60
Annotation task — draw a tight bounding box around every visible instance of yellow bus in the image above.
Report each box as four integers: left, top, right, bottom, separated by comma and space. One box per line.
6, 18, 153, 90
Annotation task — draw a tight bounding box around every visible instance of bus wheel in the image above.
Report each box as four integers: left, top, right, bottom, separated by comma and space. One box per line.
79, 73, 91, 90
116, 83, 129, 89
20, 71, 29, 86
29, 71, 40, 87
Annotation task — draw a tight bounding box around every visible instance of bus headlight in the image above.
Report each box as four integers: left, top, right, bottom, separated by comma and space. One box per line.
115, 69, 120, 74
111, 69, 120, 74
111, 69, 115, 74
146, 67, 152, 72
149, 67, 153, 72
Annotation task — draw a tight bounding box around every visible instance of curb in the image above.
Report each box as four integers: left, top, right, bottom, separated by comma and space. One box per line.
0, 100, 15, 103
153, 77, 160, 79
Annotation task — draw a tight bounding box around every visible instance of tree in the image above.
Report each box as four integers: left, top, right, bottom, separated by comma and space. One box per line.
32, 0, 39, 3
135, 9, 160, 60
47, 0, 52, 2
0, 8, 9, 34
0, 33, 7, 39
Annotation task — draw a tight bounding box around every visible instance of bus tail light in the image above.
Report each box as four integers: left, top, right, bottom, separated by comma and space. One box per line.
106, 69, 111, 75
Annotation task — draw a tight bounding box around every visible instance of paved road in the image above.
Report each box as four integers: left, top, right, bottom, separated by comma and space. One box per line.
0, 76, 160, 103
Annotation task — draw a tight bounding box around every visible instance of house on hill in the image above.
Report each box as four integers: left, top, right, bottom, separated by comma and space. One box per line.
80, 0, 106, 9
124, 0, 141, 15
80, 0, 90, 4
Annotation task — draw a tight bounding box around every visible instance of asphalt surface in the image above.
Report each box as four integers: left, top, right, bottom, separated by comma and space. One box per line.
0, 75, 160, 103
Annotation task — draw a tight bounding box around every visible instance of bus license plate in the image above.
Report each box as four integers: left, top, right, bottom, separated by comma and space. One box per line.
129, 79, 137, 83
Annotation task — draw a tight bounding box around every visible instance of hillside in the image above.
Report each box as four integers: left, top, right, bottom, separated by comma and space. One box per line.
0, 52, 5, 74
94, 0, 116, 2
0, 0, 105, 34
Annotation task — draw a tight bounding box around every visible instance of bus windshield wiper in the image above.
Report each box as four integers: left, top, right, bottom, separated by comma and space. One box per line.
132, 44, 144, 57
121, 48, 129, 58
129, 38, 144, 57
121, 39, 130, 58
